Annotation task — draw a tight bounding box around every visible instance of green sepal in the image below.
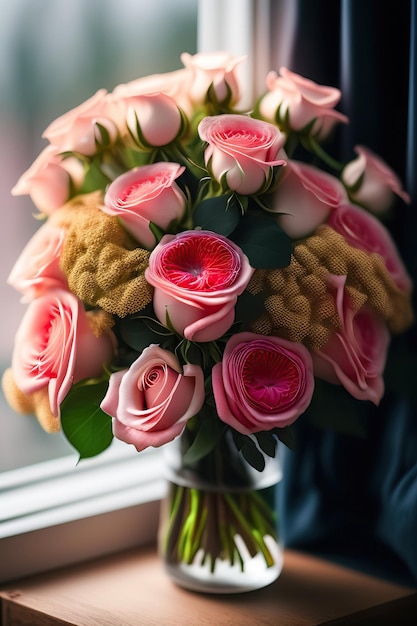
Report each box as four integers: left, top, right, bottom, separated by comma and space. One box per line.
345, 171, 365, 195
149, 221, 165, 244
205, 80, 234, 112
229, 213, 293, 269
192, 195, 241, 235
78, 159, 111, 194
95, 122, 112, 148
60, 378, 113, 461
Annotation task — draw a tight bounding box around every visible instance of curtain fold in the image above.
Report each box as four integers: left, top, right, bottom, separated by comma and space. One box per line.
272, 0, 417, 586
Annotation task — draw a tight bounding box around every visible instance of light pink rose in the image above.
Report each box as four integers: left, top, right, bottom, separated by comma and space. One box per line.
342, 145, 411, 213
118, 92, 183, 147
11, 289, 116, 417
312, 274, 390, 405
100, 345, 205, 452
7, 220, 68, 301
112, 67, 193, 116
270, 159, 348, 238
327, 203, 413, 292
11, 145, 83, 214
180, 51, 245, 107
145, 230, 254, 342
258, 67, 348, 138
212, 332, 315, 434
102, 162, 187, 249
198, 114, 286, 195
42, 89, 123, 156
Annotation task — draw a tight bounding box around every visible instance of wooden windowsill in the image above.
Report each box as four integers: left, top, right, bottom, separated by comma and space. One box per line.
1, 546, 416, 625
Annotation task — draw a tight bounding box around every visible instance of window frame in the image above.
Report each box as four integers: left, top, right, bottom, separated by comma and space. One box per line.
0, 444, 166, 583
0, 0, 267, 585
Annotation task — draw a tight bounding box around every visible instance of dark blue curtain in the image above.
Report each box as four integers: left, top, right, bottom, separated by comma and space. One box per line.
272, 0, 417, 586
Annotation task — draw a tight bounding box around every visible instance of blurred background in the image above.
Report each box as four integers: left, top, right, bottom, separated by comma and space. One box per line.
0, 0, 198, 471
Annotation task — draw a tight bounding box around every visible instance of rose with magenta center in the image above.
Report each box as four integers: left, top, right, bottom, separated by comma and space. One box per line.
100, 345, 205, 452
198, 114, 286, 195
102, 162, 187, 249
212, 332, 315, 434
145, 230, 254, 342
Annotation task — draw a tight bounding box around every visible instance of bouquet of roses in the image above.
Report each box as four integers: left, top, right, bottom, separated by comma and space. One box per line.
2, 52, 414, 577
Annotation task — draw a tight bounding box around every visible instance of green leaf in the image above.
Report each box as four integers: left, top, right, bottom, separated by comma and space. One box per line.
182, 411, 225, 465
229, 213, 293, 269
192, 195, 241, 235
179, 340, 205, 368
272, 426, 295, 450
254, 431, 277, 458
241, 441, 265, 472
307, 379, 370, 438
232, 431, 266, 472
235, 290, 266, 329
119, 311, 173, 352
60, 379, 113, 460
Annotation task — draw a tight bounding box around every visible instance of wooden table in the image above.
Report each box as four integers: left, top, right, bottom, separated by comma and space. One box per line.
1, 546, 416, 625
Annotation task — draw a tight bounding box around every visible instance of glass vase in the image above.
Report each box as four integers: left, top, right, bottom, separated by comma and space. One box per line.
158, 428, 283, 594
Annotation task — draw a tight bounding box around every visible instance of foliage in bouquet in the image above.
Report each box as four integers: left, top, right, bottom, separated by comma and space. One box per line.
3, 52, 414, 472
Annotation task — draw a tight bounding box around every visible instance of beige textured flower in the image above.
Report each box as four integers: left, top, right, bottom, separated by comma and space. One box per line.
247, 225, 414, 351
59, 192, 153, 317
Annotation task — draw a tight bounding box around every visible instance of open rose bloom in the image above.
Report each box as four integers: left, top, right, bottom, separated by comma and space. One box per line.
3, 50, 414, 470
145, 230, 254, 342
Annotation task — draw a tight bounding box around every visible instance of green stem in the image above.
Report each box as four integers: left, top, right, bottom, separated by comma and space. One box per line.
223, 493, 276, 568
162, 486, 279, 571
303, 135, 345, 172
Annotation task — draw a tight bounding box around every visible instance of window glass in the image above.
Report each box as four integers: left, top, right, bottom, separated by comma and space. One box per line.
0, 0, 198, 471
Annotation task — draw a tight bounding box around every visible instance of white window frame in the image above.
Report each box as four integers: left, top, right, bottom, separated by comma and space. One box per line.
0, 0, 272, 585
197, 0, 272, 108
0, 443, 166, 583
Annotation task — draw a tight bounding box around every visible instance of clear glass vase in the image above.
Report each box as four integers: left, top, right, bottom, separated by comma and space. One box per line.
158, 428, 283, 594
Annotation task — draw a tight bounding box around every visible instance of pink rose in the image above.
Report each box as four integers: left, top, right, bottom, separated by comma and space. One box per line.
7, 220, 68, 301
270, 159, 347, 238
112, 67, 193, 116
180, 51, 245, 107
42, 89, 123, 156
312, 274, 390, 405
198, 114, 286, 195
258, 67, 348, 138
100, 345, 205, 452
328, 203, 413, 292
342, 145, 411, 213
11, 145, 83, 214
119, 92, 182, 147
212, 332, 315, 434
145, 230, 254, 342
102, 162, 187, 249
11, 289, 116, 417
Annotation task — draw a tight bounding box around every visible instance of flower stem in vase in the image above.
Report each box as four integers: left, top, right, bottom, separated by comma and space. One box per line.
159, 433, 283, 594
